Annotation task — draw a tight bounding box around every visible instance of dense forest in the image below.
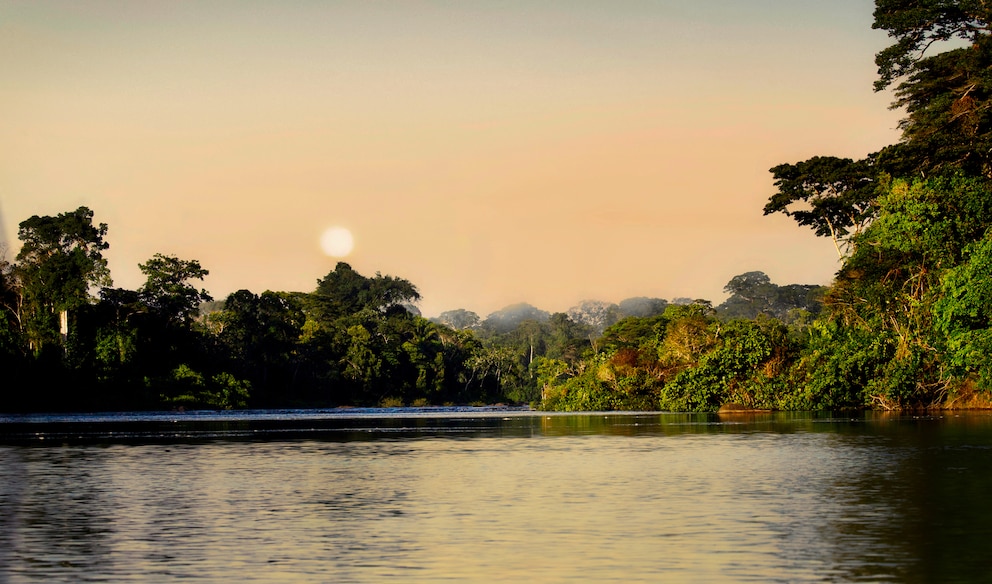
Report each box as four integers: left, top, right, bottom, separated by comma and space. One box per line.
5, 1, 992, 412
0, 210, 823, 412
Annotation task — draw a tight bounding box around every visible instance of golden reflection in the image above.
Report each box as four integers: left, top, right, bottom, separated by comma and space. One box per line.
4, 414, 992, 581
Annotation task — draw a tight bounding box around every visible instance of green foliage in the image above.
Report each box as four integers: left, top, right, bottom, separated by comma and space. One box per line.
785, 322, 888, 410
539, 304, 802, 412
535, 356, 572, 390
14, 206, 110, 353
208, 372, 251, 409
658, 302, 717, 371
833, 177, 992, 318
935, 232, 992, 390
343, 323, 381, 383
718, 271, 825, 322
156, 364, 251, 410
467, 311, 596, 405
94, 326, 138, 374
724, 271, 771, 298
731, 5, 992, 415
659, 319, 785, 411
465, 344, 525, 402
0, 255, 23, 363
138, 254, 212, 327
599, 314, 667, 353
539, 353, 658, 412
813, 177, 988, 407
545, 312, 594, 361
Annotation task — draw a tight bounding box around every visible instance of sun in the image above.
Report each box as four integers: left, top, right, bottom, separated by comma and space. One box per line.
320, 226, 354, 257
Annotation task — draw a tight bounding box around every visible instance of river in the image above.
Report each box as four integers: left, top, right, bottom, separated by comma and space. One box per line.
1, 408, 991, 582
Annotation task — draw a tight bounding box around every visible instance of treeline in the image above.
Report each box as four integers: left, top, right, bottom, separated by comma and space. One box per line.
539, 1, 992, 411
7, 1, 992, 413
0, 220, 516, 411
0, 210, 821, 412
428, 278, 825, 410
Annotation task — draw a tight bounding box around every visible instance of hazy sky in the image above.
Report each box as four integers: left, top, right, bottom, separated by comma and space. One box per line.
1, 0, 902, 317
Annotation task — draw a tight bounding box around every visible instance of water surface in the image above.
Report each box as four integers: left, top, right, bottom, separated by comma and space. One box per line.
2, 409, 991, 582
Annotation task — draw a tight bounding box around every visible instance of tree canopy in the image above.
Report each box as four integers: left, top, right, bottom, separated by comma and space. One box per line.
873, 0, 992, 91
315, 262, 420, 315
14, 207, 110, 352
873, 1, 992, 177
764, 157, 878, 257
139, 254, 212, 327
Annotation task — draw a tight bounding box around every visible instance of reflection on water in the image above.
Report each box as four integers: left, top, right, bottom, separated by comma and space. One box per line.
2, 411, 992, 582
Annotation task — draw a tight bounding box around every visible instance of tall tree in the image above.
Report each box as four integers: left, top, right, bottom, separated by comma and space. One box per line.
432, 308, 481, 330
764, 156, 878, 258
567, 300, 622, 336
718, 271, 824, 321
874, 0, 992, 177
138, 254, 212, 328
873, 0, 992, 91
314, 262, 420, 315
723, 271, 773, 301
14, 207, 110, 352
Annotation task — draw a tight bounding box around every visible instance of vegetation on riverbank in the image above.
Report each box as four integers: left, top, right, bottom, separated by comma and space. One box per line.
4, 1, 992, 412
541, 2, 992, 411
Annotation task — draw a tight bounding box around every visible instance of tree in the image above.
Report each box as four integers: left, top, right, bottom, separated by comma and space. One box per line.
764, 156, 878, 258
720, 271, 776, 320
723, 271, 773, 301
567, 300, 622, 336
481, 303, 550, 335
599, 314, 667, 353
617, 297, 669, 318
138, 254, 212, 327
718, 271, 825, 322
315, 262, 420, 315
935, 232, 992, 391
465, 345, 522, 403
432, 308, 481, 330
91, 287, 143, 385
874, 1, 992, 177
213, 289, 307, 404
545, 312, 593, 362
659, 302, 718, 372
821, 176, 992, 406
873, 0, 992, 91
766, 3, 992, 256
0, 252, 24, 370
773, 284, 826, 322
14, 207, 110, 352
660, 319, 786, 412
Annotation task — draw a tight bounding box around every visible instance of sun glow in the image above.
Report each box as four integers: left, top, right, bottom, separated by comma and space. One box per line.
320, 226, 354, 257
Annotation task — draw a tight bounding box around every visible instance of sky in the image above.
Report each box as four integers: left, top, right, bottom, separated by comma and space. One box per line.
0, 0, 903, 318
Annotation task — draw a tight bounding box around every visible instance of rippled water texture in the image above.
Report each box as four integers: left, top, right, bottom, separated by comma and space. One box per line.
2, 411, 992, 582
